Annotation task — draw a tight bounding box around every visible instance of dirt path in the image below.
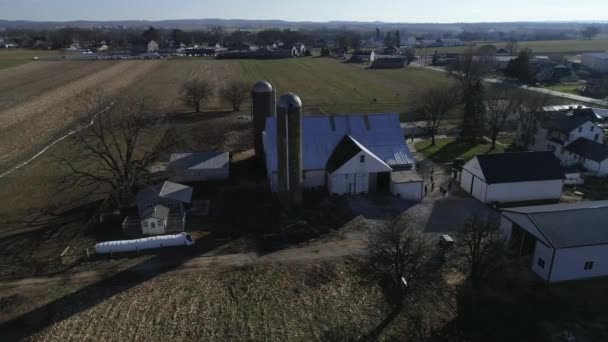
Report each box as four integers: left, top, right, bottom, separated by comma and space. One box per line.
0, 238, 366, 292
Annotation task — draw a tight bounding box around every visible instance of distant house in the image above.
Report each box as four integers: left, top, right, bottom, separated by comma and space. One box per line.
563, 138, 608, 176
458, 151, 565, 204
581, 52, 608, 73
147, 40, 159, 54
495, 48, 510, 56
527, 110, 604, 172
168, 152, 230, 183
500, 201, 608, 282
348, 50, 372, 63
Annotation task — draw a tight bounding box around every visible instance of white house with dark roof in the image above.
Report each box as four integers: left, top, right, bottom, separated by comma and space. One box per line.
135, 181, 193, 217
263, 113, 423, 201
525, 109, 608, 176
168, 152, 230, 183
500, 201, 608, 282
459, 151, 565, 204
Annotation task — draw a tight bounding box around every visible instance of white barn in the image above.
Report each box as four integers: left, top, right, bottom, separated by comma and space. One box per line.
263, 113, 423, 201
168, 152, 230, 183
459, 151, 565, 204
500, 201, 608, 282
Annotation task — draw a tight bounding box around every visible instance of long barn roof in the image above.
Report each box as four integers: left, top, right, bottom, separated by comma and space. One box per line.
264, 113, 415, 173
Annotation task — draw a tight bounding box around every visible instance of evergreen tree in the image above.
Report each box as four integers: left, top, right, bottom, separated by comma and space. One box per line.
395, 30, 401, 47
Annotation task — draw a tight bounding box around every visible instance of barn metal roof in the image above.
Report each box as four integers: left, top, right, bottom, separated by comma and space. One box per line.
169, 152, 229, 171
503, 201, 608, 248
136, 181, 193, 204
264, 113, 415, 173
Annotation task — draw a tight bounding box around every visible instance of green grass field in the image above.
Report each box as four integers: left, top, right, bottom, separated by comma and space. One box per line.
416, 38, 608, 55
0, 49, 65, 70
239, 57, 455, 114
415, 137, 505, 164
544, 83, 582, 95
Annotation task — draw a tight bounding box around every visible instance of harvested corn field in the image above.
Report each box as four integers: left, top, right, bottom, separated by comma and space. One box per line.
10, 261, 438, 342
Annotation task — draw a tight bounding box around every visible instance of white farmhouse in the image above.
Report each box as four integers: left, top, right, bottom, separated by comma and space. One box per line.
526, 110, 607, 175
135, 181, 193, 217
581, 52, 608, 73
168, 152, 230, 183
500, 201, 608, 282
459, 151, 564, 204
147, 40, 159, 54
263, 113, 424, 201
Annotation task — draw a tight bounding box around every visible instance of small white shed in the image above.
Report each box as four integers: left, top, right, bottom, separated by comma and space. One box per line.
500, 201, 608, 283
390, 170, 424, 201
141, 205, 170, 235
460, 151, 565, 204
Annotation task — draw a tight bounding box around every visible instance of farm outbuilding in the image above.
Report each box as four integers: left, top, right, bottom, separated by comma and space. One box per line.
263, 112, 422, 201
500, 201, 608, 283
141, 205, 170, 235
168, 152, 230, 183
459, 152, 565, 204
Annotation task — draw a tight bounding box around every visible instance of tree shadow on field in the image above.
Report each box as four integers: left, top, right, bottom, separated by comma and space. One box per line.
0, 230, 234, 341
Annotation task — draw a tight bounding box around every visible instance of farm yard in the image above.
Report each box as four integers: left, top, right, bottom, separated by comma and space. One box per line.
417, 38, 608, 55
0, 55, 461, 341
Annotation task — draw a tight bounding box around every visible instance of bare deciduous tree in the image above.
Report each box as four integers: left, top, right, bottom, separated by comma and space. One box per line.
516, 93, 551, 150
181, 78, 214, 113
447, 48, 495, 142
484, 88, 526, 150
59, 90, 156, 211
417, 85, 461, 146
367, 219, 433, 299
220, 80, 249, 111
455, 215, 505, 289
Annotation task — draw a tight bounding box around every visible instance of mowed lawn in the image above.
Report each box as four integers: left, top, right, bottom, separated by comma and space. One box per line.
239, 57, 454, 113
415, 137, 505, 164
417, 38, 608, 55
0, 49, 65, 70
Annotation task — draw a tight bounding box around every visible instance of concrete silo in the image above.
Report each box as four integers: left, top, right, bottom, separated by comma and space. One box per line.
277, 93, 303, 207
251, 81, 276, 158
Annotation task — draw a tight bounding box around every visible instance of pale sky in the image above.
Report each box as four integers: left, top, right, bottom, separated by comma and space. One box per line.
0, 0, 606, 23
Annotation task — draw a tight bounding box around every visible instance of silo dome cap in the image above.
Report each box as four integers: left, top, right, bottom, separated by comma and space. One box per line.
252, 80, 273, 93
278, 93, 302, 108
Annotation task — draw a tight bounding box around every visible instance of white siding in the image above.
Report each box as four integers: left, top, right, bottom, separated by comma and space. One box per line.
142, 218, 166, 236
390, 181, 423, 201
531, 241, 554, 282
582, 54, 608, 73
550, 245, 608, 282
472, 178, 488, 202
485, 180, 563, 203
329, 173, 369, 195
332, 151, 392, 175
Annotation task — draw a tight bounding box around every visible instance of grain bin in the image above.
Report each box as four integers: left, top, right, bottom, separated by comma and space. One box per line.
251, 81, 276, 157
277, 93, 303, 207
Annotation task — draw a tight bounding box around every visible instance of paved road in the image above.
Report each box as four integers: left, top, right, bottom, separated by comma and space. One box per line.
420, 65, 608, 107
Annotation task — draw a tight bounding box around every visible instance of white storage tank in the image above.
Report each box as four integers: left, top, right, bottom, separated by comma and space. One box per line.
95, 233, 194, 254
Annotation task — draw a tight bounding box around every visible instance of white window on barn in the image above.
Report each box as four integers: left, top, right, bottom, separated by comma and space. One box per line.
591, 126, 595, 132
360, 155, 365, 163
578, 127, 583, 133
157, 220, 163, 227
151, 221, 156, 229
584, 261, 594, 270
595, 134, 600, 141
143, 221, 148, 228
